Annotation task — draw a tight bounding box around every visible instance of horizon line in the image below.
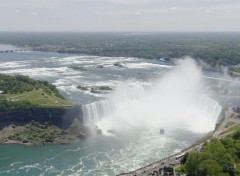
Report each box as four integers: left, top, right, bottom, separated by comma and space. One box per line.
0, 31, 240, 34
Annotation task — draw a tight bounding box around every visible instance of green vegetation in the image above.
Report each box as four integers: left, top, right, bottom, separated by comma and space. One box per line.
5, 89, 73, 107
1, 32, 240, 67
0, 74, 80, 144
0, 74, 73, 111
227, 124, 240, 133
0, 98, 37, 111
0, 74, 62, 97
225, 121, 237, 128
6, 120, 86, 144
182, 130, 240, 176
230, 67, 240, 76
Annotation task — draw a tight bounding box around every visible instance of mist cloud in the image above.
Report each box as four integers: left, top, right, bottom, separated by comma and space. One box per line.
85, 58, 222, 134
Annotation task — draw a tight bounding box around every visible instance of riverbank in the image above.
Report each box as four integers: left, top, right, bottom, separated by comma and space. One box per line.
117, 107, 240, 176
0, 118, 98, 145
0, 73, 94, 145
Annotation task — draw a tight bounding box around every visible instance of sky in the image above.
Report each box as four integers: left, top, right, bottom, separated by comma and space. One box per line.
0, 0, 240, 32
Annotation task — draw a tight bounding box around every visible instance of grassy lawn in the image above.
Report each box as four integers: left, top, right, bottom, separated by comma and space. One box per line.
226, 124, 240, 133
5, 89, 74, 107
225, 121, 236, 128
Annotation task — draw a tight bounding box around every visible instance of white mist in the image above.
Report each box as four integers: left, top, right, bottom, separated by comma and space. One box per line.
83, 58, 222, 134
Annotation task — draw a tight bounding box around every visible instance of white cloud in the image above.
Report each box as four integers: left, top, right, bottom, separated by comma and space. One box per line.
170, 6, 179, 11
0, 0, 240, 31
31, 11, 39, 16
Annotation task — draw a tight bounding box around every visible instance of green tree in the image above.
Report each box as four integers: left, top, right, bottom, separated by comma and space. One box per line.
233, 130, 240, 140
235, 140, 240, 159
198, 159, 224, 176
218, 153, 236, 176
185, 152, 202, 176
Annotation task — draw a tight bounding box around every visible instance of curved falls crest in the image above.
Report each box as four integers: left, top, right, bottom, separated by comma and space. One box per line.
82, 59, 222, 133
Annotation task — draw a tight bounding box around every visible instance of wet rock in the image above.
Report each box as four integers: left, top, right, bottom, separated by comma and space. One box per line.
90, 86, 112, 94
69, 66, 87, 71
22, 140, 29, 143
113, 62, 124, 67
11, 125, 16, 128
96, 65, 104, 69
45, 138, 54, 143
78, 132, 87, 139
77, 85, 89, 91
61, 130, 68, 135
107, 129, 115, 134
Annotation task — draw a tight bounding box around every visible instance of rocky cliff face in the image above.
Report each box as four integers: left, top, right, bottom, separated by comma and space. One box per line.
0, 106, 83, 129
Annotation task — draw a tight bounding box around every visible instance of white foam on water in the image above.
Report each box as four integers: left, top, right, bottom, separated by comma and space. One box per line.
0, 67, 69, 77
58, 56, 98, 65
0, 61, 30, 68
127, 62, 173, 69
82, 58, 222, 134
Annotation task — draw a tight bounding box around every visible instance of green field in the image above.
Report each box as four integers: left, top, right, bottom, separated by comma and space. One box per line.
226, 124, 240, 133
5, 89, 74, 107
225, 121, 236, 128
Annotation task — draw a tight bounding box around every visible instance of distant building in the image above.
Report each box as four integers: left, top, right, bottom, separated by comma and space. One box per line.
159, 166, 174, 176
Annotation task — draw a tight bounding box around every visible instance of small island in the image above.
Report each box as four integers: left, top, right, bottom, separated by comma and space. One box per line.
0, 74, 92, 145
77, 84, 113, 94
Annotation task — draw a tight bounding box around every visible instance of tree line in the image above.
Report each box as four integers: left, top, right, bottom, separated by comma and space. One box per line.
0, 74, 63, 98
1, 32, 240, 66
182, 130, 240, 176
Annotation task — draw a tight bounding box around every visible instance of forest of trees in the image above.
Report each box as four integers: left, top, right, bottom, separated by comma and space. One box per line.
182, 130, 240, 176
0, 32, 240, 67
0, 74, 62, 98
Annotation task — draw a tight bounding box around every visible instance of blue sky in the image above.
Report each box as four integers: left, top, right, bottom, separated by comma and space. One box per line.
0, 0, 240, 32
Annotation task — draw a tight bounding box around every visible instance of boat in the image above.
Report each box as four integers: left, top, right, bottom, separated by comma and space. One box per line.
160, 128, 164, 135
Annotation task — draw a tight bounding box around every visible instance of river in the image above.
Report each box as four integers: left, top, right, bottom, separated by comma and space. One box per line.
0, 49, 238, 176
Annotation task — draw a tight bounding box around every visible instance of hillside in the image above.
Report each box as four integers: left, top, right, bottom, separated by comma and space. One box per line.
0, 74, 73, 111
0, 74, 90, 145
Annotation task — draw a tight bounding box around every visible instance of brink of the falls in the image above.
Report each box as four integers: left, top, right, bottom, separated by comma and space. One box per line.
82, 58, 222, 134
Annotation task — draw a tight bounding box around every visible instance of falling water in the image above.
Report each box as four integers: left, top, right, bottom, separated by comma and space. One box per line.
81, 59, 222, 134
81, 90, 222, 133
81, 100, 116, 124
197, 95, 222, 123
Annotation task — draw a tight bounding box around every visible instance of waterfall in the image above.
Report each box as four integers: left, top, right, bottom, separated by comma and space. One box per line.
82, 100, 116, 125
81, 92, 222, 133
81, 84, 146, 125
81, 59, 223, 133
197, 95, 222, 124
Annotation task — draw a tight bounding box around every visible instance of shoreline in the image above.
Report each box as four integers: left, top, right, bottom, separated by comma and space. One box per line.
0, 118, 96, 146
117, 107, 240, 176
